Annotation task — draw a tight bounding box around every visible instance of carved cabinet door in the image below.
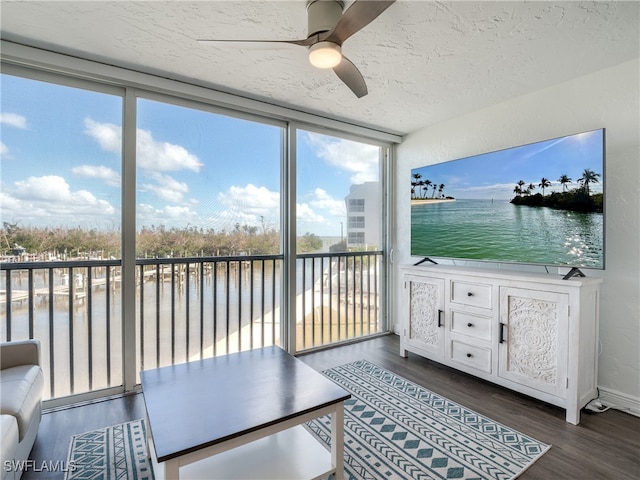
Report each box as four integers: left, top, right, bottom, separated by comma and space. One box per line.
498, 287, 569, 398
404, 275, 446, 358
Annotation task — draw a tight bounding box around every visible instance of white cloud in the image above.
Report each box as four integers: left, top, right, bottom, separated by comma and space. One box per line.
144, 187, 184, 204
293, 189, 345, 233
303, 132, 379, 184
137, 203, 199, 228
296, 202, 325, 224
309, 188, 345, 216
0, 191, 22, 212
3, 175, 116, 225
1, 113, 28, 159
205, 210, 258, 231
72, 165, 121, 187
137, 129, 203, 172
137, 184, 282, 230
164, 205, 195, 218
0, 113, 27, 129
216, 184, 280, 224
84, 118, 203, 172
141, 172, 190, 203
84, 118, 120, 153
14, 175, 73, 201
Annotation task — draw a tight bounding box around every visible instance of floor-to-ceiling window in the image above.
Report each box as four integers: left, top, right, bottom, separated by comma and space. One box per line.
0, 72, 124, 400
1, 60, 390, 405
134, 97, 284, 373
295, 128, 386, 350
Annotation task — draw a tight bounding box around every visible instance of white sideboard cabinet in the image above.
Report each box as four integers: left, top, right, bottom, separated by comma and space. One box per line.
400, 264, 602, 424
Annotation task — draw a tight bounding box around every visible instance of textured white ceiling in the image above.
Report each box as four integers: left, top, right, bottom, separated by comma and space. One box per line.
1, 1, 638, 135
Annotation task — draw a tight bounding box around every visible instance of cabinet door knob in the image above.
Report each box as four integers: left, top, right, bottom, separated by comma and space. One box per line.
466, 353, 473, 358
467, 322, 473, 327
467, 291, 474, 297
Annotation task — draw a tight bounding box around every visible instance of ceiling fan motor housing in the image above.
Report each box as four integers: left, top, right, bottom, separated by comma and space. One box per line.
307, 0, 344, 37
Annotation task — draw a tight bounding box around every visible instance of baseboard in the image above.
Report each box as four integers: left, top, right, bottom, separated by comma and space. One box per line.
598, 386, 640, 417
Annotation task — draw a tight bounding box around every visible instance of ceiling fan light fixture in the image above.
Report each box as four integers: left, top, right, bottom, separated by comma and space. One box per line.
308, 41, 342, 69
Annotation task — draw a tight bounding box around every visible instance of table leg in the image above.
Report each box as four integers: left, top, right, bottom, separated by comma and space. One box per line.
164, 459, 180, 480
331, 401, 345, 480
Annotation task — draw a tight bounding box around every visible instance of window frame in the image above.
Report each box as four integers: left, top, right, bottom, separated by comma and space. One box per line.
1, 45, 395, 403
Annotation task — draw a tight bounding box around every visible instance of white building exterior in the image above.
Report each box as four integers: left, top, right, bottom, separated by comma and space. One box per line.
344, 182, 381, 249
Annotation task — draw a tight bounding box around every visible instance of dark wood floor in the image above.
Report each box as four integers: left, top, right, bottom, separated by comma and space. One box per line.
24, 334, 639, 479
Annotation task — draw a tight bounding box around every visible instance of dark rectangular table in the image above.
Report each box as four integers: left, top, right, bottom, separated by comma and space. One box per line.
141, 346, 350, 479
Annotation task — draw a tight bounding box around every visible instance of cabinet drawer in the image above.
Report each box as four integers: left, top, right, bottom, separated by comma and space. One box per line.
450, 311, 491, 341
451, 281, 492, 309
451, 341, 492, 373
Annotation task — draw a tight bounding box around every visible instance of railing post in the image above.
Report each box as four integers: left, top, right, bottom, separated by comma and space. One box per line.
5, 269, 12, 341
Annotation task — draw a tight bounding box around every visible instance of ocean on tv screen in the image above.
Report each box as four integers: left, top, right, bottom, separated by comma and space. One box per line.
410, 129, 605, 269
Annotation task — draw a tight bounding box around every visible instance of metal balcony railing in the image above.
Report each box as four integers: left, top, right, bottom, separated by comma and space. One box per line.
297, 251, 382, 350
1, 251, 383, 403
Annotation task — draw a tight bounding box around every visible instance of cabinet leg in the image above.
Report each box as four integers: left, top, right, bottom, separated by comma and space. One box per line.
566, 405, 580, 425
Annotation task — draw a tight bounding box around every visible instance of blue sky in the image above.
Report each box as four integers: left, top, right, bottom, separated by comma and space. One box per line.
1, 74, 380, 237
411, 129, 604, 200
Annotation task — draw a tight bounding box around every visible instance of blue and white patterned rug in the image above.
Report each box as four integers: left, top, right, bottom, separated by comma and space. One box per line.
64, 360, 549, 480
306, 360, 550, 480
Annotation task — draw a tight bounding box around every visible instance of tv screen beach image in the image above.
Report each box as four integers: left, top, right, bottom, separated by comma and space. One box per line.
410, 129, 604, 269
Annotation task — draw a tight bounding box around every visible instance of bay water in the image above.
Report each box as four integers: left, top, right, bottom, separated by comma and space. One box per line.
411, 199, 604, 268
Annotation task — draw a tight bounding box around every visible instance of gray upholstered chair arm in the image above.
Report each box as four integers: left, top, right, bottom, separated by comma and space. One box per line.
0, 339, 41, 370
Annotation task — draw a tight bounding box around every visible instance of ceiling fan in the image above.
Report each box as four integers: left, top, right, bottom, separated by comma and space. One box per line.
197, 0, 396, 98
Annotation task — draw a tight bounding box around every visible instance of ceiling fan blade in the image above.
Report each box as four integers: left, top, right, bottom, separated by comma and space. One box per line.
333, 56, 368, 98
324, 0, 396, 44
197, 36, 317, 47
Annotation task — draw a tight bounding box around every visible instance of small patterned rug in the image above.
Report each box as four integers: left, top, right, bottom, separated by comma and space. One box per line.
64, 418, 154, 480
306, 360, 550, 480
64, 360, 549, 480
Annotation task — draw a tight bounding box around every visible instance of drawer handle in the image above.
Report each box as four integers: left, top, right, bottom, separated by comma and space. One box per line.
466, 353, 473, 358
499, 323, 506, 343
467, 322, 474, 327
438, 309, 444, 328
467, 291, 474, 297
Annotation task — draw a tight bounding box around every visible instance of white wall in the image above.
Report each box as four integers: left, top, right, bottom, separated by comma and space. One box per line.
394, 59, 640, 413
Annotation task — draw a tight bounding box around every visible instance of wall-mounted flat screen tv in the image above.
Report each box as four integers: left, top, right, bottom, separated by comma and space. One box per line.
411, 128, 605, 269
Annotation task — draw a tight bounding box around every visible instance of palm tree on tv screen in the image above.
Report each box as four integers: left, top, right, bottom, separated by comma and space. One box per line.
539, 177, 551, 196
579, 168, 600, 194
558, 174, 572, 192
423, 179, 432, 199
411, 173, 421, 199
